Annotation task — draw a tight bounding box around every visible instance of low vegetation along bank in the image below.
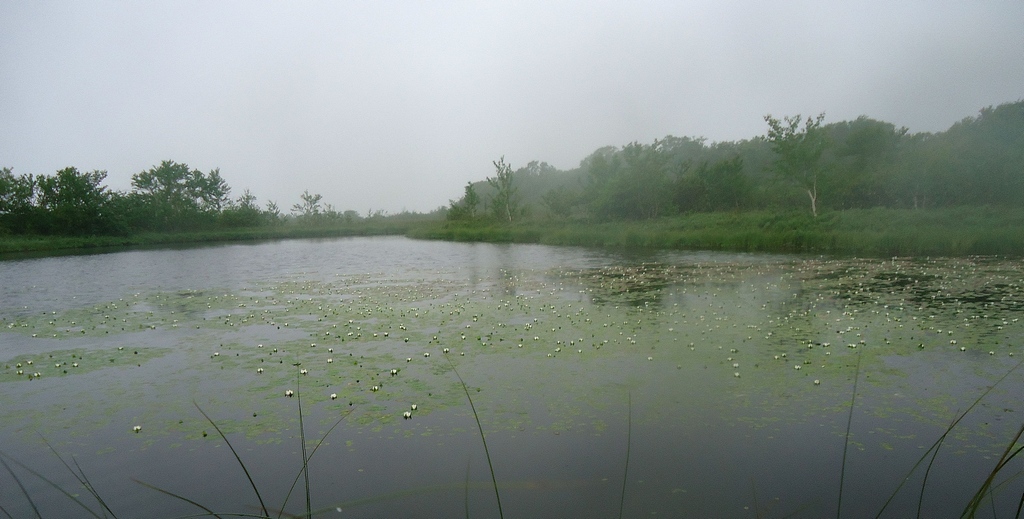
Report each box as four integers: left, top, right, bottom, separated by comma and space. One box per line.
4, 207, 1023, 258
413, 207, 1024, 257
0, 221, 421, 256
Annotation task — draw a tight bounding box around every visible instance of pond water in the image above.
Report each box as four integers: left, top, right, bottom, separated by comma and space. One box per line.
1, 236, 1022, 518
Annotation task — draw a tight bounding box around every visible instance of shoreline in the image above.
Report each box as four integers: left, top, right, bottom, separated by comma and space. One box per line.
4, 207, 1024, 259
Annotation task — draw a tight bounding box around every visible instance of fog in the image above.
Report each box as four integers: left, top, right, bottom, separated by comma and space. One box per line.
2, 1, 1021, 213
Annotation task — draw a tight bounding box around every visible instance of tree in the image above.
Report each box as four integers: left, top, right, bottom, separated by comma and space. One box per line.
199, 168, 231, 212
764, 113, 829, 216
131, 160, 228, 230
585, 141, 675, 219
220, 188, 262, 227
826, 116, 908, 208
680, 156, 749, 212
487, 156, 521, 223
446, 182, 483, 221
0, 167, 37, 233
462, 182, 480, 219
264, 200, 282, 224
291, 190, 323, 218
541, 185, 578, 218
35, 167, 113, 235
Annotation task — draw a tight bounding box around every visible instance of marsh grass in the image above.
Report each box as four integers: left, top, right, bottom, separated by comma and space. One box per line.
0, 220, 425, 255
411, 207, 1024, 257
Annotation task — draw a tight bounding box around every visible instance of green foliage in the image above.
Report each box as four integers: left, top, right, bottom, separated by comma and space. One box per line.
130, 160, 231, 231
0, 159, 426, 241
764, 113, 828, 216
413, 207, 1024, 257
291, 190, 324, 218
2, 100, 1023, 248
677, 156, 749, 212
0, 168, 38, 234
487, 156, 522, 222
446, 183, 480, 221
35, 167, 119, 235
220, 189, 264, 228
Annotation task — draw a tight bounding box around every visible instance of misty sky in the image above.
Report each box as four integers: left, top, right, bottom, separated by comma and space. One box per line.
2, 2, 1022, 213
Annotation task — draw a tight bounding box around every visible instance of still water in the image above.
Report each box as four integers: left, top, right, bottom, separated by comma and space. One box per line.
1, 236, 1022, 517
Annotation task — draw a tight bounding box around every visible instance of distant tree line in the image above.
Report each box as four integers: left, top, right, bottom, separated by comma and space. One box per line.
0, 160, 394, 236
447, 100, 1024, 221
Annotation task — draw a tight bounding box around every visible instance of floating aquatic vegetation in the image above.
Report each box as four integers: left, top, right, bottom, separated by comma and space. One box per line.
2, 245, 1023, 516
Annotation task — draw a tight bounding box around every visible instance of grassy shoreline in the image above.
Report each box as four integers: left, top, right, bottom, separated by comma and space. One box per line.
3, 207, 1024, 258
410, 207, 1024, 257
0, 222, 420, 257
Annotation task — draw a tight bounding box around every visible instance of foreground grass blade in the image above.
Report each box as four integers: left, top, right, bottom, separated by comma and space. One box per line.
445, 353, 503, 519
0, 450, 107, 519
296, 375, 312, 519
193, 401, 270, 517
0, 456, 42, 519
40, 439, 119, 519
874, 357, 1024, 518
131, 478, 225, 518
836, 347, 862, 519
278, 406, 354, 519
963, 422, 1024, 518
915, 415, 957, 518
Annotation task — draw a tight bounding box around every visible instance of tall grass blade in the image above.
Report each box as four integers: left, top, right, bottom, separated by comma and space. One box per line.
71, 456, 116, 518
40, 439, 118, 519
915, 416, 956, 519
277, 406, 354, 518
0, 456, 42, 519
130, 478, 223, 518
0, 450, 106, 519
193, 401, 269, 517
963, 422, 1024, 518
619, 391, 632, 519
296, 375, 312, 519
444, 353, 503, 519
875, 357, 1024, 517
837, 348, 862, 519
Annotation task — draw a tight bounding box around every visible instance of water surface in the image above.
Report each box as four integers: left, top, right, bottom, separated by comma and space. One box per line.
2, 237, 1022, 517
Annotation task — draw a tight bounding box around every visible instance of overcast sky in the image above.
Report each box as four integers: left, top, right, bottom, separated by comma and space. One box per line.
2, 2, 1022, 213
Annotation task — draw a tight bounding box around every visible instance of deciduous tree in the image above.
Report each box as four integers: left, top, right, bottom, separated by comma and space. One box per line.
487, 156, 521, 222
764, 113, 828, 216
